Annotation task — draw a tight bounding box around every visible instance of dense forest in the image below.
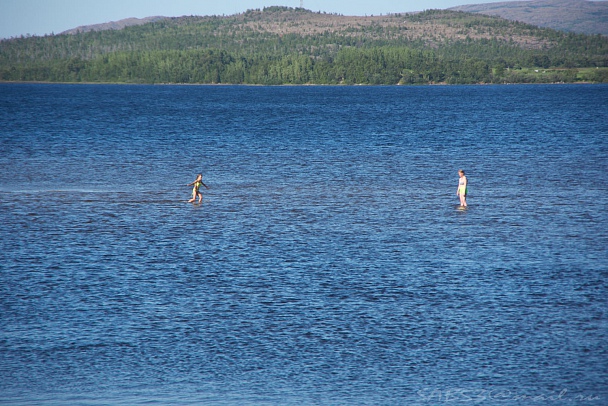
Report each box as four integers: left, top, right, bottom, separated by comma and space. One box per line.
1, 7, 607, 85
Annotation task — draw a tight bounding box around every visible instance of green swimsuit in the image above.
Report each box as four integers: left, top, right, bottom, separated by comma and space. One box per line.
458, 177, 467, 196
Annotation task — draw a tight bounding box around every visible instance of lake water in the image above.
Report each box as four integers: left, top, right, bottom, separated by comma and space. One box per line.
1, 83, 607, 405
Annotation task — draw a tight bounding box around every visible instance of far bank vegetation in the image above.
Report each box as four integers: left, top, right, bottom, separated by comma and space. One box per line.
1, 7, 607, 85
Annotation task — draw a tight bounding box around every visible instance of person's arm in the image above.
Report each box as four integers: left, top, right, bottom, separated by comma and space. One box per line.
201, 181, 210, 189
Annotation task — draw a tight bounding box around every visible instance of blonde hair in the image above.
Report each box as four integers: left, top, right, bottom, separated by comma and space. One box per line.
458, 169, 465, 175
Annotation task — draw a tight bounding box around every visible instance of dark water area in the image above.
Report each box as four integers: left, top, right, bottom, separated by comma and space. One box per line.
1, 83, 607, 405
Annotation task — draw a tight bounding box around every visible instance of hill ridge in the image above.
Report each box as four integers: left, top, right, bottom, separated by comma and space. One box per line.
59, 16, 167, 35
1, 7, 607, 85
450, 0, 608, 35
53, 0, 608, 37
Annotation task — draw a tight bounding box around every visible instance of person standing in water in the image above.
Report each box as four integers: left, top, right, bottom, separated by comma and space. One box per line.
187, 173, 209, 203
456, 169, 468, 207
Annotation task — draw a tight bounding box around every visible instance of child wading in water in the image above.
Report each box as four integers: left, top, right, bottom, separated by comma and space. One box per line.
187, 173, 209, 203
456, 169, 468, 207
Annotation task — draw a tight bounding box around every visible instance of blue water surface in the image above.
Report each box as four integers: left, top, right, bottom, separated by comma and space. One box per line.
1, 84, 607, 405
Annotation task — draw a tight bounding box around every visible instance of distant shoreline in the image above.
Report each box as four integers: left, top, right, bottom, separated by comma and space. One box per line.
0, 80, 601, 86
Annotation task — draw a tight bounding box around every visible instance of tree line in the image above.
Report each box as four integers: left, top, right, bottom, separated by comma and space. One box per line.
1, 8, 607, 85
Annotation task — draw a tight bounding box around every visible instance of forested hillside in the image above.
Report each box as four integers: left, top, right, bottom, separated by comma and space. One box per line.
1, 7, 607, 85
